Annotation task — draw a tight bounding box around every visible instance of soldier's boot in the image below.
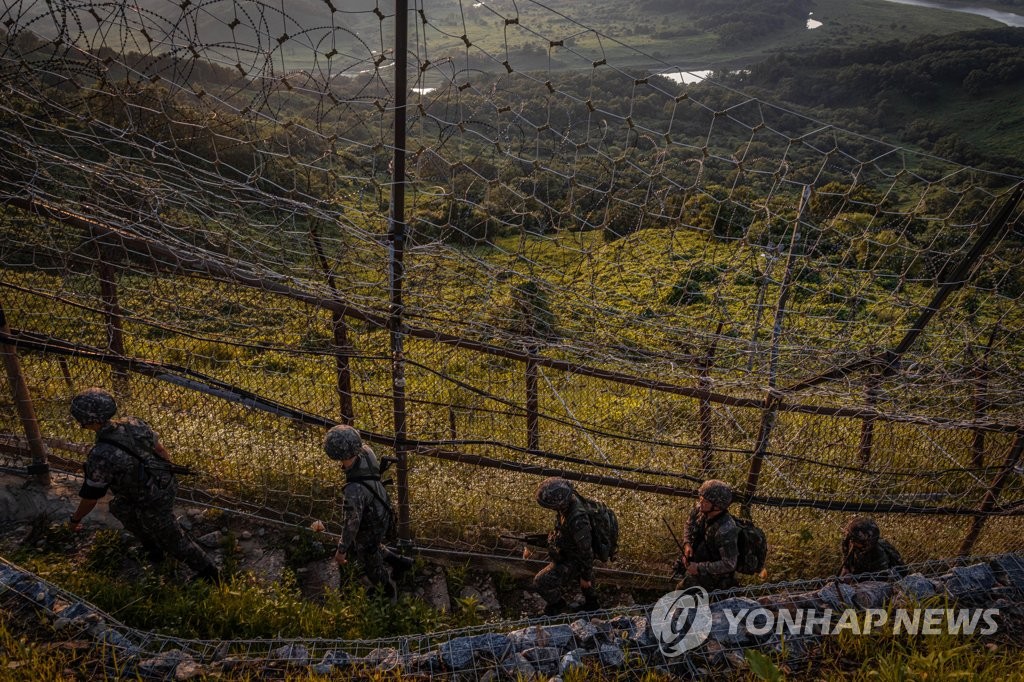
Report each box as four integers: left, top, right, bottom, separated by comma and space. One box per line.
543, 599, 568, 617
383, 548, 414, 579
143, 545, 166, 566
580, 588, 601, 613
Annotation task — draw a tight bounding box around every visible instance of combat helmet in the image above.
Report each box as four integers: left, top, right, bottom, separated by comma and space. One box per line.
536, 477, 574, 510
323, 424, 364, 461
698, 479, 733, 510
842, 516, 880, 546
70, 387, 117, 426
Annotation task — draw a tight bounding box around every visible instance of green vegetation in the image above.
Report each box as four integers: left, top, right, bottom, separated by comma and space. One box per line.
733, 27, 1024, 174
8, 527, 482, 640
3, 525, 1022, 679
804, 608, 1024, 681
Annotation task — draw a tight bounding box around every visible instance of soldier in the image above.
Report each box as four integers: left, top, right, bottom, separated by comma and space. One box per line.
674, 479, 739, 592
325, 425, 407, 601
531, 477, 600, 616
67, 387, 220, 583
839, 516, 904, 578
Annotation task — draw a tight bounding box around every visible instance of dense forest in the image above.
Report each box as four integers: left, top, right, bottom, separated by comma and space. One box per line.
732, 28, 1024, 175
637, 0, 813, 47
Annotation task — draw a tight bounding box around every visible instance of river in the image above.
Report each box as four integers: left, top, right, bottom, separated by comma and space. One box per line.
880, 0, 1024, 27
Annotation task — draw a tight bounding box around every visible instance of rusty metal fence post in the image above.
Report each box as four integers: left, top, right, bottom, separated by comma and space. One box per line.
0, 305, 51, 486
389, 0, 412, 544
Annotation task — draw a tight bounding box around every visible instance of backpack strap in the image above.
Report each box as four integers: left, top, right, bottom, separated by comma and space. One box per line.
345, 479, 395, 516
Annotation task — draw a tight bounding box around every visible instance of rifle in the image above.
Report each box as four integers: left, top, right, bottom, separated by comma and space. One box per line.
379, 456, 398, 479
96, 436, 195, 476
663, 518, 688, 579
502, 532, 549, 548
663, 518, 685, 553
838, 540, 856, 579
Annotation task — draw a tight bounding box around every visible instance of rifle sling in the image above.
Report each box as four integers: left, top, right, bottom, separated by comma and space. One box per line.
345, 477, 396, 520
96, 436, 191, 476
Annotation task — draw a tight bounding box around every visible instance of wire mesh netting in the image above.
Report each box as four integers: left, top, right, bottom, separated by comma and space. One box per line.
1, 0, 1023, 624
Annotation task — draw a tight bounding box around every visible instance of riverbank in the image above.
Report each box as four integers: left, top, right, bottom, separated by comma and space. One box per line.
881, 0, 1024, 27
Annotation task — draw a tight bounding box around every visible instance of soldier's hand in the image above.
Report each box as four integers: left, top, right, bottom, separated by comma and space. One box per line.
686, 562, 699, 576
579, 579, 592, 590
522, 547, 533, 560
334, 550, 348, 566
684, 544, 693, 560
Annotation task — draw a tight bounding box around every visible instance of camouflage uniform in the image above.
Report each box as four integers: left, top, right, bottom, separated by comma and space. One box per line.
532, 478, 598, 614
335, 439, 396, 597
679, 505, 740, 592
840, 516, 904, 578
80, 417, 217, 576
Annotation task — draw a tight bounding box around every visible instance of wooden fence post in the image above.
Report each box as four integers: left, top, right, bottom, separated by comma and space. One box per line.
0, 306, 51, 486
969, 329, 997, 469
526, 347, 540, 451
331, 313, 354, 425
308, 222, 355, 425
698, 329, 720, 478
95, 236, 127, 389
970, 361, 988, 469
858, 373, 880, 465
742, 185, 810, 516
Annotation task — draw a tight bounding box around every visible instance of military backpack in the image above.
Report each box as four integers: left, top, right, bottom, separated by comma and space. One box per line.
734, 516, 768, 574
346, 456, 398, 543
575, 494, 619, 562
96, 433, 186, 502
878, 538, 905, 570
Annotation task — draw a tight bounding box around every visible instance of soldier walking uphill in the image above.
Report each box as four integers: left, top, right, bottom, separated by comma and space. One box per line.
67, 388, 220, 583
674, 479, 739, 593
532, 477, 601, 616
324, 425, 410, 602
840, 516, 905, 579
